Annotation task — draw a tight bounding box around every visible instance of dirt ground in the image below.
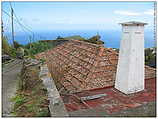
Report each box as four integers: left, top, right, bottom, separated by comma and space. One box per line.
2, 59, 22, 117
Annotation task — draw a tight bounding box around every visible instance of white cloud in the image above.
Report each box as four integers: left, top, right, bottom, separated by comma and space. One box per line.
114, 9, 155, 16
114, 10, 141, 16
144, 9, 154, 15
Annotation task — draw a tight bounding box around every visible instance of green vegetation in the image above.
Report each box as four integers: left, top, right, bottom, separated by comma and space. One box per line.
57, 34, 104, 45
58, 35, 86, 41
87, 34, 104, 45
24, 41, 52, 56
145, 47, 156, 68
2, 36, 12, 55
14, 41, 23, 49
2, 35, 53, 59
2, 33, 104, 60
11, 61, 50, 117
11, 94, 27, 109
2, 36, 21, 58
2, 36, 18, 58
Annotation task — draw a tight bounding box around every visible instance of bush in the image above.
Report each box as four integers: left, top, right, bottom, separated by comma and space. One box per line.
87, 34, 104, 45
2, 36, 11, 55
9, 47, 17, 57
24, 41, 52, 56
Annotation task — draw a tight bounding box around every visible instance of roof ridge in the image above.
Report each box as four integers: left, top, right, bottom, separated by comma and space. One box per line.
70, 39, 103, 48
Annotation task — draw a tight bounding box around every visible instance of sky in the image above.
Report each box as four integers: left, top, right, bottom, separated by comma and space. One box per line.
2, 1, 155, 32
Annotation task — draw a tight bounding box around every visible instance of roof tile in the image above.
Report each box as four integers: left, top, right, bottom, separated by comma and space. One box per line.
35, 40, 156, 93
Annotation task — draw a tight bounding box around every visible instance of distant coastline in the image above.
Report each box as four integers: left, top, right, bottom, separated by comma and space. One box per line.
4, 29, 155, 48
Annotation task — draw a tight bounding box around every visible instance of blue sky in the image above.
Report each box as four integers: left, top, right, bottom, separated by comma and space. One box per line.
2, 1, 155, 32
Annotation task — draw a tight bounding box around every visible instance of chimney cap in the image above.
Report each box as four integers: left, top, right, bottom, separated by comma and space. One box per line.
119, 21, 148, 26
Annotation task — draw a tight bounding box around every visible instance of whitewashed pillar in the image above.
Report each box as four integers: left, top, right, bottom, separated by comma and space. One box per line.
115, 21, 147, 94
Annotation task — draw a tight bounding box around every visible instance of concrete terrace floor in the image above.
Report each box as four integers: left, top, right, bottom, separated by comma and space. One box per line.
61, 78, 156, 117
68, 101, 156, 117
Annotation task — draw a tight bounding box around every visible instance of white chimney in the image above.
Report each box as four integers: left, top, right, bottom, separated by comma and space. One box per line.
115, 21, 147, 94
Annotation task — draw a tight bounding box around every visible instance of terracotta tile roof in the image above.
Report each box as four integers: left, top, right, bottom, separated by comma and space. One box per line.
35, 40, 156, 93
145, 65, 156, 79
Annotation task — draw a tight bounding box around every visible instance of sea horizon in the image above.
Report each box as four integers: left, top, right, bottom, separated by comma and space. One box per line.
4, 29, 155, 48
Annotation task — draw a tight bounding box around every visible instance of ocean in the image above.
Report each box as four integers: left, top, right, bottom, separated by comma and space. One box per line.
4, 29, 156, 48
